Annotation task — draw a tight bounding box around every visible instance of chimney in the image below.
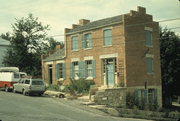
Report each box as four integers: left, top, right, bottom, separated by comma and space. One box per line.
64, 28, 71, 33
137, 6, 146, 14
72, 24, 79, 29
55, 44, 61, 50
130, 10, 137, 16
79, 19, 90, 26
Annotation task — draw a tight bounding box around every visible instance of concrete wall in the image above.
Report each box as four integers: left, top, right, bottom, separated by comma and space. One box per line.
94, 88, 127, 107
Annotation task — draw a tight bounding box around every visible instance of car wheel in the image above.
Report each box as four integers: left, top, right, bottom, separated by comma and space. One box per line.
23, 90, 27, 96
5, 86, 9, 92
38, 93, 43, 96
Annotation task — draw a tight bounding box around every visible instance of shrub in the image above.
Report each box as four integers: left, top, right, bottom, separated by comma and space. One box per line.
64, 78, 95, 94
126, 91, 159, 111
47, 84, 60, 91
126, 92, 135, 109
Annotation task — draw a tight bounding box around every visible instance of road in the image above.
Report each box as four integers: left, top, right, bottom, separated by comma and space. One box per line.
0, 91, 151, 121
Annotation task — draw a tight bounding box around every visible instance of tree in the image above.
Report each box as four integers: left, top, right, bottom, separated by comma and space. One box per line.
160, 28, 180, 106
42, 37, 64, 54
1, 14, 51, 76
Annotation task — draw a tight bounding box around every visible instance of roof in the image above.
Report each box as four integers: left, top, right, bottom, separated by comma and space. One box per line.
43, 48, 65, 62
67, 15, 123, 34
0, 37, 10, 46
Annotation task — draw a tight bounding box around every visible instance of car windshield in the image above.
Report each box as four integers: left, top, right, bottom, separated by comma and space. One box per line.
32, 80, 43, 85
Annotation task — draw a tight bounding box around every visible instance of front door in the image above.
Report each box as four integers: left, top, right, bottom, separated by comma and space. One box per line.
106, 63, 115, 86
48, 65, 53, 84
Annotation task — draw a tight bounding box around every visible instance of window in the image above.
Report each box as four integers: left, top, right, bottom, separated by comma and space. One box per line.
58, 63, 63, 79
32, 80, 43, 85
146, 57, 153, 73
72, 36, 78, 50
145, 30, 152, 47
55, 63, 66, 80
70, 61, 79, 79
148, 89, 157, 104
135, 89, 157, 105
86, 60, 93, 77
14, 73, 20, 78
70, 60, 96, 79
82, 33, 92, 49
25, 80, 30, 84
103, 29, 112, 46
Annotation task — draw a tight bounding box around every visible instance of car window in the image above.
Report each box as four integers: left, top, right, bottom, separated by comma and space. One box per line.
14, 73, 20, 78
19, 79, 24, 83
25, 80, 30, 84
21, 80, 24, 83
32, 80, 43, 85
20, 74, 26, 78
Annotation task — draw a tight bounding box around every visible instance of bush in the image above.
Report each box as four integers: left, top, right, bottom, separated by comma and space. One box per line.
126, 91, 159, 111
64, 78, 95, 94
126, 92, 135, 109
47, 84, 60, 91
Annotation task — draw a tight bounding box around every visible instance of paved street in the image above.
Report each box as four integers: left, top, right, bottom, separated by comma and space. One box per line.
0, 91, 151, 121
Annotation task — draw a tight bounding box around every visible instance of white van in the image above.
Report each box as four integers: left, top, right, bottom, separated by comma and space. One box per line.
13, 78, 46, 96
0, 67, 27, 91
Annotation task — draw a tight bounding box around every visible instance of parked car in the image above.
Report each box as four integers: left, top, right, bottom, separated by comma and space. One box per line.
13, 78, 46, 96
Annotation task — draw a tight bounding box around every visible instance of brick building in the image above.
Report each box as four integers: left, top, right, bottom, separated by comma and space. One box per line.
42, 6, 162, 107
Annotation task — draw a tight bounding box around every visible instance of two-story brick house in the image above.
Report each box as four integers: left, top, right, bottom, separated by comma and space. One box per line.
42, 6, 162, 107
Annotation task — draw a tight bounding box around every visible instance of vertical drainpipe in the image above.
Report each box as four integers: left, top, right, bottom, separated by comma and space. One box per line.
122, 14, 127, 87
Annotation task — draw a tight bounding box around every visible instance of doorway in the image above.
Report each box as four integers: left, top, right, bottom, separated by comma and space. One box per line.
103, 58, 116, 87
48, 65, 53, 84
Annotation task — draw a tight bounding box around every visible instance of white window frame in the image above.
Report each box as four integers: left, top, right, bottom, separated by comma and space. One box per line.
103, 28, 112, 46
145, 27, 153, 47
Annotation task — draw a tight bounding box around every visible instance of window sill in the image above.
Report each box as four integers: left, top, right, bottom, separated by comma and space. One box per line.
146, 45, 153, 48
147, 72, 154, 75
103, 45, 112, 48
83, 48, 92, 50
72, 50, 79, 52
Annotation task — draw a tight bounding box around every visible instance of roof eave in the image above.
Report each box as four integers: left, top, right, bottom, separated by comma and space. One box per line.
65, 21, 123, 36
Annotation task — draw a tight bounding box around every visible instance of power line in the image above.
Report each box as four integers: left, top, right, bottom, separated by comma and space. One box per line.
48, 18, 180, 38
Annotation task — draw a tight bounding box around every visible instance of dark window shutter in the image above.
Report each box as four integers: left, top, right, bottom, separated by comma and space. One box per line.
89, 34, 92, 48
92, 60, 96, 78
154, 89, 157, 104
70, 63, 73, 79
62, 63, 66, 80
55, 64, 59, 80
144, 89, 148, 104
82, 34, 85, 49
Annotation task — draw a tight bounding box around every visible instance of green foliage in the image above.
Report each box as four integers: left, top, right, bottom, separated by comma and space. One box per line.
64, 78, 95, 94
126, 92, 135, 109
0, 14, 61, 77
126, 92, 158, 111
47, 84, 60, 91
42, 37, 64, 54
160, 27, 180, 106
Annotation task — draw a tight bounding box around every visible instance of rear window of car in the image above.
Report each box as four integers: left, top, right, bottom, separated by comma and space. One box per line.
32, 80, 43, 85
25, 80, 30, 84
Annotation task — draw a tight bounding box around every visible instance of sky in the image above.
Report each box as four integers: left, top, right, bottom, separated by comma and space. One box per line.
0, 0, 180, 42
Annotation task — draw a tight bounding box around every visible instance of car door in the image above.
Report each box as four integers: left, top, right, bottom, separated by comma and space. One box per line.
14, 80, 21, 92
24, 79, 30, 92
18, 79, 24, 92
